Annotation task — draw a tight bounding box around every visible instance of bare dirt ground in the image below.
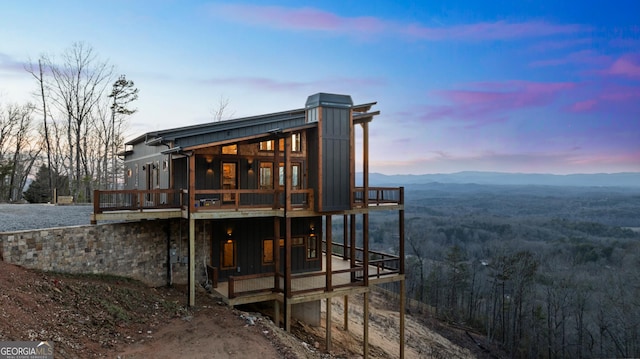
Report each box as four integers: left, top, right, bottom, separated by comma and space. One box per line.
0, 259, 496, 359
0, 204, 503, 358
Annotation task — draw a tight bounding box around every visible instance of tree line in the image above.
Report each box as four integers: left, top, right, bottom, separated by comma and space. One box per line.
364, 184, 640, 358
0, 42, 138, 203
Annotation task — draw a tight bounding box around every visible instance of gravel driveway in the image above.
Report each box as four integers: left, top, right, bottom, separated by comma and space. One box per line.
0, 204, 94, 232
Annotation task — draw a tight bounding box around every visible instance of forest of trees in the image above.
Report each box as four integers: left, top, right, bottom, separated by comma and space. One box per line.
0, 42, 138, 203
353, 183, 640, 358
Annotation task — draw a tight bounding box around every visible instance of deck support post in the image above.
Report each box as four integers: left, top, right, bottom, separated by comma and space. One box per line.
188, 217, 195, 307
343, 295, 349, 331
363, 291, 369, 359
400, 279, 406, 359
285, 300, 292, 332
326, 297, 332, 352
325, 215, 332, 291
274, 299, 280, 328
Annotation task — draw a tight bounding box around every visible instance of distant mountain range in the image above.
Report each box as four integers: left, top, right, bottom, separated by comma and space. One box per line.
358, 171, 640, 187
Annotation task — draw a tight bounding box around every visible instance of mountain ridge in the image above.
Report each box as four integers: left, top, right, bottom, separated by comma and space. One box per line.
357, 171, 640, 187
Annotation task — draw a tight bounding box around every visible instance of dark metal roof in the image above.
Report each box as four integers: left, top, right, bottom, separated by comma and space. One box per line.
126, 107, 306, 146
126, 93, 378, 150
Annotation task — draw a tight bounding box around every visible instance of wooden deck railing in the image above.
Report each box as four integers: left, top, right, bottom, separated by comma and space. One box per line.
94, 186, 401, 214
326, 241, 401, 278
353, 187, 404, 207
93, 188, 314, 214
186, 188, 314, 212
93, 189, 182, 214
224, 243, 400, 300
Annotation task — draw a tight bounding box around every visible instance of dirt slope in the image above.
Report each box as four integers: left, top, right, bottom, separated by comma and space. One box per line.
0, 260, 488, 358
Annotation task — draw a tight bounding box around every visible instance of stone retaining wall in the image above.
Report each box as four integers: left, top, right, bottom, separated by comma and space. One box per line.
0, 219, 209, 287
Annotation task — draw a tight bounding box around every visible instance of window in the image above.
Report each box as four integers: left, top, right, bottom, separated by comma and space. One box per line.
162, 159, 168, 171
222, 144, 237, 154
307, 235, 318, 259
292, 163, 300, 189
292, 237, 304, 246
259, 140, 274, 151
221, 239, 236, 269
126, 168, 132, 177
263, 239, 274, 265
291, 133, 301, 152
278, 163, 301, 189
258, 133, 301, 152
259, 162, 273, 189
222, 162, 237, 202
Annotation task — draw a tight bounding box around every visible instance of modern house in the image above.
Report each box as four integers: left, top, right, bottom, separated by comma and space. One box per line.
91, 93, 406, 357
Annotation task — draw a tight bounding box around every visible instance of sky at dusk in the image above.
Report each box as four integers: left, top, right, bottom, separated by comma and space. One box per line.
1, 0, 639, 175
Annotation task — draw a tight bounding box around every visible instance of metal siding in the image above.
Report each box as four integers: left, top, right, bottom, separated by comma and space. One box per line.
321, 107, 350, 211
213, 217, 320, 281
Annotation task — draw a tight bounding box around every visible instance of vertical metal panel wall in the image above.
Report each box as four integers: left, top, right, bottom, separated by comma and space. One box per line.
306, 93, 353, 212
321, 106, 351, 211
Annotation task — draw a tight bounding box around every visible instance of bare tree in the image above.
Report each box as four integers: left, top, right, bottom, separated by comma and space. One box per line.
45, 42, 114, 201
25, 59, 55, 199
211, 95, 235, 122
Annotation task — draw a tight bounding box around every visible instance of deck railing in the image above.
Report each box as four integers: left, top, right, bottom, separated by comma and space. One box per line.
93, 188, 313, 214
224, 243, 400, 299
326, 241, 401, 278
186, 188, 314, 212
93, 189, 181, 214
353, 187, 403, 207
94, 186, 402, 214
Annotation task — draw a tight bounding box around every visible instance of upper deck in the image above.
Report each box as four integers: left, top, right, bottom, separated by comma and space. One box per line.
91, 186, 403, 223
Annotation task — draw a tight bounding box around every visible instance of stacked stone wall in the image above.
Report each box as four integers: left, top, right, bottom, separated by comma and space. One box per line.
0, 219, 209, 287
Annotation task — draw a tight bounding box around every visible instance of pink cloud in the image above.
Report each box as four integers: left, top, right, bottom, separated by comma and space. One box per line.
208, 4, 587, 42
404, 21, 586, 41
200, 76, 385, 92
419, 80, 575, 125
568, 84, 640, 114
209, 4, 386, 34
603, 55, 640, 78
570, 99, 598, 112
528, 38, 593, 52
530, 50, 611, 68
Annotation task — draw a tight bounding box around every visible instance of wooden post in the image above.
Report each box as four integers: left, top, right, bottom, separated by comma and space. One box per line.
400, 279, 406, 359
285, 300, 292, 332
326, 297, 332, 352
362, 121, 369, 286
400, 188, 405, 275
363, 213, 369, 286
364, 291, 369, 359
274, 217, 280, 292
274, 299, 280, 328
350, 214, 356, 282
344, 295, 349, 331
326, 215, 332, 292
285, 217, 292, 299
343, 215, 348, 260
188, 217, 195, 307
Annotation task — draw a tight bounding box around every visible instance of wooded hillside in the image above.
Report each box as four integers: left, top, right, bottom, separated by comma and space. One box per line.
359, 183, 640, 358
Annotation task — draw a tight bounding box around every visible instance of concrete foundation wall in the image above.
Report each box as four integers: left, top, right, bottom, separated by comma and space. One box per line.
0, 219, 210, 287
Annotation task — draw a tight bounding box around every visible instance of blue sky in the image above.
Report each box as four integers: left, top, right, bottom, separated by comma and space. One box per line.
1, 0, 639, 174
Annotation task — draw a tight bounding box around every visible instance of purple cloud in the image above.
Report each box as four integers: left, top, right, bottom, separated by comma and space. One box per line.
404, 21, 585, 41
421, 80, 575, 125
530, 50, 611, 68
209, 4, 386, 34
199, 75, 386, 92
602, 55, 640, 79
0, 52, 28, 74
207, 4, 587, 42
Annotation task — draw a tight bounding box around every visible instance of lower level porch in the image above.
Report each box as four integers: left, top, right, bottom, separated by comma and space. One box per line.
210, 252, 403, 306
